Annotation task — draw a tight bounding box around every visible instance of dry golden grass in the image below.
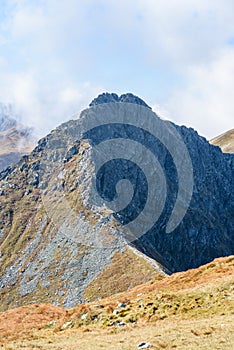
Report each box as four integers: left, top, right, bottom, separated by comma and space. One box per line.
210, 128, 234, 153
0, 255, 233, 349
2, 314, 233, 350
83, 247, 161, 301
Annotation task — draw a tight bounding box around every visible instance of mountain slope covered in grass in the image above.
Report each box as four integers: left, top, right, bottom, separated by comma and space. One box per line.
0, 255, 233, 349
210, 129, 234, 153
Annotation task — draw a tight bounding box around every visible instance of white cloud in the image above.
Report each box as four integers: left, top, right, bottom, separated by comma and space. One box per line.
0, 1, 104, 136
88, 0, 234, 69
0, 68, 103, 137
166, 48, 234, 138
0, 0, 233, 139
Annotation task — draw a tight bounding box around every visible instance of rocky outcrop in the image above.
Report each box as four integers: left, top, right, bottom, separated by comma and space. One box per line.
89, 92, 151, 109
0, 93, 233, 311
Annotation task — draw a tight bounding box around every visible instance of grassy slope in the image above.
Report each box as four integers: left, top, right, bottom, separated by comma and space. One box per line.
0, 255, 233, 349
0, 126, 33, 155
210, 129, 234, 153
0, 147, 163, 311
83, 247, 164, 302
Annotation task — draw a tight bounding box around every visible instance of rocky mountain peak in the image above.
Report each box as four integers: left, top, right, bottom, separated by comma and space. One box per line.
0, 93, 233, 311
89, 92, 151, 109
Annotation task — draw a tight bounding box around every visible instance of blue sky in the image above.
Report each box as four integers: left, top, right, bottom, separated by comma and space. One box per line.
0, 0, 234, 138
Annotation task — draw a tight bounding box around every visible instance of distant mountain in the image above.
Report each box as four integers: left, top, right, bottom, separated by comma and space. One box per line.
210, 129, 234, 153
0, 104, 35, 171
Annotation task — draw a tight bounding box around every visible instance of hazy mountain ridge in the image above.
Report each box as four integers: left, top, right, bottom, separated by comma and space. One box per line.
0, 104, 34, 172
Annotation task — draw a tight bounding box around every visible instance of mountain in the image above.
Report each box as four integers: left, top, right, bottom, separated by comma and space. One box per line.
210, 129, 234, 153
0, 104, 34, 172
0, 93, 233, 312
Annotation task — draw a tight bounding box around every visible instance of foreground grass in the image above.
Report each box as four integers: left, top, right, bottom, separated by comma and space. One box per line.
0, 256, 233, 349
1, 314, 233, 349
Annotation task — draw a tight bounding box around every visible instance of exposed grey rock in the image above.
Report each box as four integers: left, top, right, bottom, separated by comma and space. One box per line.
117, 302, 127, 308
138, 342, 151, 349
63, 144, 79, 162
89, 92, 151, 109
131, 124, 234, 272
79, 97, 234, 272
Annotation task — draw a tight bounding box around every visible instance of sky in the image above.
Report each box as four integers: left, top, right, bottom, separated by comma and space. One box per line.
0, 0, 233, 139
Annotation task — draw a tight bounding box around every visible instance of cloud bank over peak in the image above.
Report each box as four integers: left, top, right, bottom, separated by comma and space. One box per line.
0, 0, 233, 138
167, 48, 234, 137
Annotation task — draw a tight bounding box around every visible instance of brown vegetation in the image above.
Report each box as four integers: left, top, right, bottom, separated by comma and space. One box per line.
210, 129, 234, 153
0, 255, 233, 349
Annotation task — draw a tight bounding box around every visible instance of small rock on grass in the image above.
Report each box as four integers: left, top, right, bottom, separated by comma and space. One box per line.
137, 342, 151, 349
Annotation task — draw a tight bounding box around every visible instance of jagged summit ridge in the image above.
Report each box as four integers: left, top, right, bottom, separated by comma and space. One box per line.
89, 92, 151, 109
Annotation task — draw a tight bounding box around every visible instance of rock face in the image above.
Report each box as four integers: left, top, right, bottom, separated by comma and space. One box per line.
134, 124, 233, 272
0, 104, 34, 172
83, 95, 234, 272
0, 93, 233, 311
